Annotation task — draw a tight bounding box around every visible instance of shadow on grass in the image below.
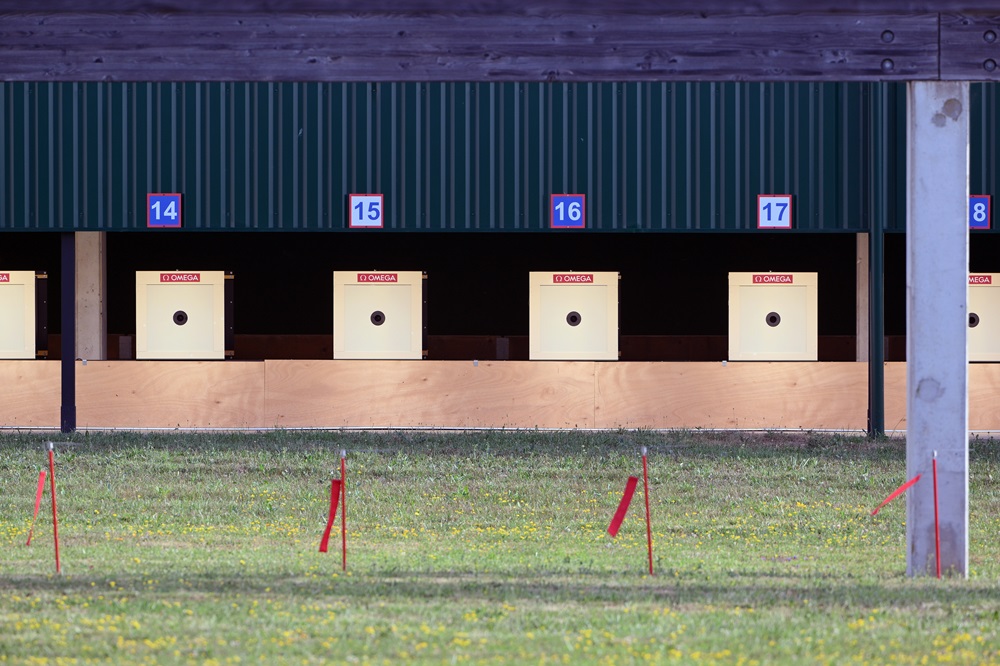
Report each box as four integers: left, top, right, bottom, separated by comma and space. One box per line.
0, 428, 935, 461
2, 567, 996, 612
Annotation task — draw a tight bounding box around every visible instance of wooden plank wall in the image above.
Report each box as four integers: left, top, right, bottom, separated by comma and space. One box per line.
0, 11, 950, 82
75, 361, 266, 429
0, 361, 61, 428
266, 361, 595, 429
3, 360, 997, 432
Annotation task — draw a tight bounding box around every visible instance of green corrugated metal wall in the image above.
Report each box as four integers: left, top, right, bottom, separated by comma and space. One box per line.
0, 81, 993, 233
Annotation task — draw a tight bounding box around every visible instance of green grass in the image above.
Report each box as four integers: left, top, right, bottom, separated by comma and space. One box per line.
1, 429, 999, 665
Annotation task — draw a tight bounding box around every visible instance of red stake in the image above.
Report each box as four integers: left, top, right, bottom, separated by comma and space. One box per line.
642, 447, 654, 576
47, 443, 61, 574
340, 450, 347, 572
933, 452, 941, 579
26, 469, 47, 546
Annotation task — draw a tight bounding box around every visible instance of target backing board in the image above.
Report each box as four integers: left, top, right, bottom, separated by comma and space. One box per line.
728, 272, 817, 361
529, 271, 619, 361
0, 271, 38, 359
969, 274, 1000, 361
136, 271, 229, 360
333, 271, 426, 359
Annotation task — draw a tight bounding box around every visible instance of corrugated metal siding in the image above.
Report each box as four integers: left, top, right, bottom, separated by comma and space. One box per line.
0, 81, 916, 232
971, 83, 1000, 232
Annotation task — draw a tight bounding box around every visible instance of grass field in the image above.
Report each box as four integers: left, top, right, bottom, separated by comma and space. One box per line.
2, 429, 999, 665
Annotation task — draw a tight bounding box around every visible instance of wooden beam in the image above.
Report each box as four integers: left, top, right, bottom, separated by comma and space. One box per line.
5, 1, 1000, 13
940, 13, 1000, 80
0, 12, 939, 82
856, 233, 870, 362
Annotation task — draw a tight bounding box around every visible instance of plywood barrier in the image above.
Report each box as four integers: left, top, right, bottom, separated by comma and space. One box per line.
1, 359, 995, 431
76, 361, 265, 429
966, 364, 1000, 432
595, 362, 872, 430
264, 360, 596, 429
884, 363, 908, 434
0, 361, 61, 428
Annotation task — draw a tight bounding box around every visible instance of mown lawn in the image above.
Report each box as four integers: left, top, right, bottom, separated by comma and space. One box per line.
1, 429, 999, 665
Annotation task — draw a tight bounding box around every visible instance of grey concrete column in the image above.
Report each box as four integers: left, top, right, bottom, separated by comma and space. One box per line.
905, 81, 969, 578
75, 231, 107, 360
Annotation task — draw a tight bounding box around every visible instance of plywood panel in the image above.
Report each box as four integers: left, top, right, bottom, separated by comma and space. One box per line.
0, 361, 60, 428
265, 360, 595, 429
76, 361, 265, 429
595, 362, 871, 430
968, 364, 1000, 432
884, 362, 908, 434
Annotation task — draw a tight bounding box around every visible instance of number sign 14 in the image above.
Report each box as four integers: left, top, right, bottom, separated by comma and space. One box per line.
757, 194, 792, 229
147, 193, 182, 228
348, 194, 384, 228
551, 194, 586, 228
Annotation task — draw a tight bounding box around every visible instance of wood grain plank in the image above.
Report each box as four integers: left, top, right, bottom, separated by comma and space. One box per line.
3, 2, 997, 14
0, 12, 938, 82
940, 13, 1000, 80
594, 362, 872, 430
76, 361, 265, 429
0, 361, 61, 428
265, 360, 595, 428
884, 362, 908, 434
967, 363, 1000, 431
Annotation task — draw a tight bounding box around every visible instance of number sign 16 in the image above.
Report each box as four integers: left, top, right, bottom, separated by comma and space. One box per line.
348, 194, 384, 228
147, 193, 182, 228
551, 194, 586, 228
757, 194, 793, 229
970, 195, 991, 230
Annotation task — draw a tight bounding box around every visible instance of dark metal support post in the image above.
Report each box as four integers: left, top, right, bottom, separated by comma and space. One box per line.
868, 215, 885, 437
865, 83, 886, 439
60, 233, 76, 433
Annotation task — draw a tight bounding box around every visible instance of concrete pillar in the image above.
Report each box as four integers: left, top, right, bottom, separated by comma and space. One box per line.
856, 233, 869, 362
74, 231, 107, 360
905, 81, 969, 578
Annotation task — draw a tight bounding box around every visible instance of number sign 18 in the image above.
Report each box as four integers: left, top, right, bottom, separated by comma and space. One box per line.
147, 193, 182, 228
970, 195, 991, 230
757, 194, 793, 229
551, 194, 586, 228
348, 194, 384, 228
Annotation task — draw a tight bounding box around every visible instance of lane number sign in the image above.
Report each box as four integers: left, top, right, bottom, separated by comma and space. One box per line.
551, 194, 586, 229
147, 193, 182, 228
349, 194, 384, 228
757, 194, 793, 229
970, 195, 991, 230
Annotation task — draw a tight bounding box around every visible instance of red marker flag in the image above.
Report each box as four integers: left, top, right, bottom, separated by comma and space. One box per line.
871, 474, 921, 516
319, 479, 342, 553
25, 469, 47, 546
608, 476, 638, 537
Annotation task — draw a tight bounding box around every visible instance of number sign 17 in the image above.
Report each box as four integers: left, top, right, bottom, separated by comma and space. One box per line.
348, 194, 384, 228
551, 194, 586, 228
757, 194, 793, 229
147, 193, 182, 228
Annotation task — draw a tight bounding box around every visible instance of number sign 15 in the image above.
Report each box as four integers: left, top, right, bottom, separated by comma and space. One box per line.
147, 193, 182, 228
757, 194, 792, 229
551, 194, 586, 229
970, 195, 991, 230
348, 194, 384, 228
